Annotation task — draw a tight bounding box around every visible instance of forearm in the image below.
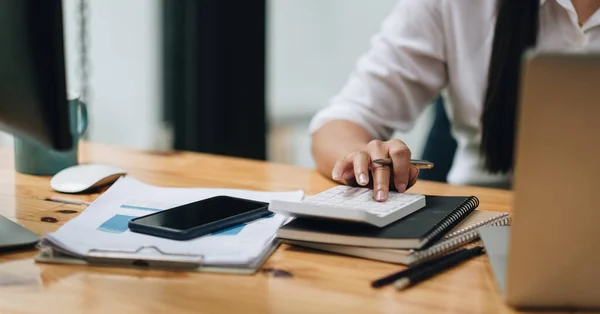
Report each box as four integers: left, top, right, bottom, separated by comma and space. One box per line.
311, 120, 374, 179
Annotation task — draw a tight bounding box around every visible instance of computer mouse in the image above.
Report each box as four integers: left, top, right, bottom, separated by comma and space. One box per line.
50, 164, 127, 194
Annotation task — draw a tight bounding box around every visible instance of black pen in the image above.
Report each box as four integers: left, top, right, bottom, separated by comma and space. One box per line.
393, 246, 485, 290
370, 248, 466, 288
372, 159, 434, 170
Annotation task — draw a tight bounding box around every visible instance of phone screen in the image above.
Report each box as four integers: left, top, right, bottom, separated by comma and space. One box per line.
133, 196, 268, 231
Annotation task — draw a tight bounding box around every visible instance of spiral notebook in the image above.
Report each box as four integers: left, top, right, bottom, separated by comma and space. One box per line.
277, 195, 480, 250
284, 210, 510, 265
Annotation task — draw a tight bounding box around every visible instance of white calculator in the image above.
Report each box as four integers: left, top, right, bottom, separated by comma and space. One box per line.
268, 185, 426, 227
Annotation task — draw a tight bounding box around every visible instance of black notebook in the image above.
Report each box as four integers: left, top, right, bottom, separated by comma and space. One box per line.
277, 195, 479, 250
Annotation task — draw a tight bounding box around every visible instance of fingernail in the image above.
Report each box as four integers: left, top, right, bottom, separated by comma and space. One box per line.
397, 183, 407, 193
358, 173, 368, 185
332, 171, 340, 180
376, 189, 386, 201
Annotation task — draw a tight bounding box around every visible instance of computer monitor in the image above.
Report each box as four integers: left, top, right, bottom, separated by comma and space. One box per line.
0, 0, 72, 150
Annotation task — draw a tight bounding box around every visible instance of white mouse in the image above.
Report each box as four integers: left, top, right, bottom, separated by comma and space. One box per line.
50, 164, 127, 193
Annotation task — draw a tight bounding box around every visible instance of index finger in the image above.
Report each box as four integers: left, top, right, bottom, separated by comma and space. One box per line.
367, 141, 391, 202
371, 162, 391, 202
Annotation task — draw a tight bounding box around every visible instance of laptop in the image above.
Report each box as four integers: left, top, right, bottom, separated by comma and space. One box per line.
0, 215, 39, 253
480, 51, 600, 309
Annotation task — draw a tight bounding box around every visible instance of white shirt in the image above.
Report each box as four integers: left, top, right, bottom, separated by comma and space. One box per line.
309, 0, 600, 187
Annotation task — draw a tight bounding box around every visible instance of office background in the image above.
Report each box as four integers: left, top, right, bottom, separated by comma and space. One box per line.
0, 0, 433, 169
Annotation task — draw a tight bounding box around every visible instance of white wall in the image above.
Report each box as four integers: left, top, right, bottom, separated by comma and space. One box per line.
62, 0, 164, 150
267, 0, 401, 119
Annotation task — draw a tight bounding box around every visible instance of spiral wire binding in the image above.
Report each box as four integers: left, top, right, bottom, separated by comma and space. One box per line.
411, 213, 511, 262
419, 197, 480, 248
443, 212, 511, 239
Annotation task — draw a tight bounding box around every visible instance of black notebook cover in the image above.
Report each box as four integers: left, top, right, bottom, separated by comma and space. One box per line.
278, 195, 479, 249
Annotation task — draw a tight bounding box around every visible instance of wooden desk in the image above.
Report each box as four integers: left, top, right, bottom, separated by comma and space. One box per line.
0, 142, 516, 314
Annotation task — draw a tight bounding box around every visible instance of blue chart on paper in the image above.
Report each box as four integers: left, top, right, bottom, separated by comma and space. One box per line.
97, 214, 137, 233
97, 204, 163, 234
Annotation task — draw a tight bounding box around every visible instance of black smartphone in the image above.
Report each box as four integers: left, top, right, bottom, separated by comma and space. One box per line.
128, 196, 270, 240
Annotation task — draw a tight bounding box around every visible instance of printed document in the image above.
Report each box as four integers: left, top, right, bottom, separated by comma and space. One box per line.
41, 177, 303, 267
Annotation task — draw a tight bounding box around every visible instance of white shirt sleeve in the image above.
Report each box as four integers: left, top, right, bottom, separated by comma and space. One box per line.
309, 0, 447, 140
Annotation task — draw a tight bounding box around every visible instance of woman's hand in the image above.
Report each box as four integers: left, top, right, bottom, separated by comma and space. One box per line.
331, 139, 419, 202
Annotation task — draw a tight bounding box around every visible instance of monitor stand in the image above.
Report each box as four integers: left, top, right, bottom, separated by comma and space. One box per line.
479, 226, 511, 296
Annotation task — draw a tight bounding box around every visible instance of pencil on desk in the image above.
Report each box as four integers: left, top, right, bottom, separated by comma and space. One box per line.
393, 246, 485, 290
371, 248, 466, 288
46, 196, 90, 206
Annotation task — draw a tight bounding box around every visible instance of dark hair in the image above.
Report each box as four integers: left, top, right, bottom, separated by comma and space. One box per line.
480, 0, 540, 173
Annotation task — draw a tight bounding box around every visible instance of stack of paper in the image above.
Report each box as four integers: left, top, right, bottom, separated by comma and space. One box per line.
37, 177, 303, 273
